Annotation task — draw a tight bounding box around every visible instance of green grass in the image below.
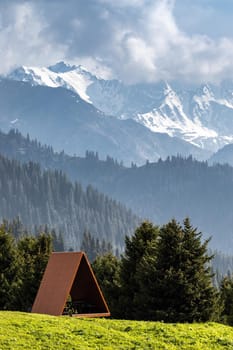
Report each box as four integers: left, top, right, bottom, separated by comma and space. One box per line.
0, 312, 233, 349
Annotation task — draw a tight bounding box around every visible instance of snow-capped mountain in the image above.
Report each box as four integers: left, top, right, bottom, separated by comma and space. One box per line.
0, 79, 207, 165
7, 61, 97, 104
6, 62, 233, 154
135, 83, 233, 151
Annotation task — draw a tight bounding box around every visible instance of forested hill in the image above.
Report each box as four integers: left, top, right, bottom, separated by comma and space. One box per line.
2, 130, 233, 252
0, 153, 139, 250
0, 129, 124, 181
105, 157, 233, 252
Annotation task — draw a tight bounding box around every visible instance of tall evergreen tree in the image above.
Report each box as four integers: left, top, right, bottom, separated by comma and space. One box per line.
120, 218, 218, 322
120, 221, 159, 319
152, 218, 218, 322
16, 232, 52, 311
0, 224, 20, 310
33, 233, 52, 284
17, 235, 39, 311
220, 274, 233, 325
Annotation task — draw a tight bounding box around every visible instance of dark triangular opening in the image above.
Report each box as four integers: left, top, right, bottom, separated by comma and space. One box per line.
62, 254, 109, 316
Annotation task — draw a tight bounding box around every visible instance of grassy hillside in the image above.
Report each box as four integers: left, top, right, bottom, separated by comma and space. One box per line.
0, 312, 233, 349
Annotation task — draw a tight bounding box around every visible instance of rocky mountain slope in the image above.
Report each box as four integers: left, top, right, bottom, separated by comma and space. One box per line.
7, 62, 233, 154
0, 79, 206, 165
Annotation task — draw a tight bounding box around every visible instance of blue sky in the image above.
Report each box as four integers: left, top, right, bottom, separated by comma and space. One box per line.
175, 0, 233, 38
1, 0, 233, 83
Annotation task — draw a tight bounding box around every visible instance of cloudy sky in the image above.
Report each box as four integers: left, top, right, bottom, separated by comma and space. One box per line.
1, 0, 233, 83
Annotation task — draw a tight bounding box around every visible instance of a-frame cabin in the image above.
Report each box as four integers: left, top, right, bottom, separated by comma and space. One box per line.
31, 252, 110, 317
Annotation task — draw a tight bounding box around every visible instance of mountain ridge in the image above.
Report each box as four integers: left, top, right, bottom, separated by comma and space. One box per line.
0, 78, 207, 165
1, 129, 233, 253
6, 62, 233, 154
0, 148, 138, 250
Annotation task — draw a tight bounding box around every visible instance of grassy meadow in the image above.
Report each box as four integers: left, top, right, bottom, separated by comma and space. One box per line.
0, 311, 233, 349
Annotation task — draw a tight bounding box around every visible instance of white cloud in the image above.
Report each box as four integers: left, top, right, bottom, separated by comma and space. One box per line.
107, 0, 233, 83
1, 0, 233, 83
0, 2, 66, 73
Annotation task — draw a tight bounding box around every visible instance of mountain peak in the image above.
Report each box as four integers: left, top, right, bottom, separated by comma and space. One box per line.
5, 62, 96, 103
48, 61, 91, 76
48, 61, 78, 73
4, 62, 233, 155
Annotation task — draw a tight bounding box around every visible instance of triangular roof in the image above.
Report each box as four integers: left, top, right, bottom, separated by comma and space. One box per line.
32, 252, 110, 317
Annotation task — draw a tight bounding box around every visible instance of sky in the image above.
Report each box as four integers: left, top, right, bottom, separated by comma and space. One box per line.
1, 0, 233, 83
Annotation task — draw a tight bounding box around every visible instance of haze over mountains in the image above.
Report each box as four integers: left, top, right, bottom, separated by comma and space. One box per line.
6, 61, 233, 161
1, 129, 233, 253
0, 143, 138, 250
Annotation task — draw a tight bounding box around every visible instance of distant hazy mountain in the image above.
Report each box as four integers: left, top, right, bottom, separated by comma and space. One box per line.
209, 144, 233, 166
1, 129, 233, 253
7, 62, 233, 153
0, 79, 206, 165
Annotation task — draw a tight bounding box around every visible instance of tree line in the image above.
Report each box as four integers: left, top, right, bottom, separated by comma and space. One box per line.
3, 130, 233, 254
0, 218, 117, 312
92, 218, 233, 324
0, 129, 124, 181
1, 216, 233, 325
0, 221, 52, 311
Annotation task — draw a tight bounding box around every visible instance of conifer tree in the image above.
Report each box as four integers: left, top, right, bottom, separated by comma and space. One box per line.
16, 232, 52, 311
17, 235, 39, 311
33, 233, 52, 283
120, 221, 159, 319
0, 224, 20, 310
220, 274, 233, 325
122, 218, 219, 322
152, 218, 218, 322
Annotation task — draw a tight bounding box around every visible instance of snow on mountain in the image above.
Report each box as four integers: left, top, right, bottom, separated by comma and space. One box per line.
0, 79, 208, 165
136, 84, 217, 145
6, 62, 233, 155
135, 83, 233, 151
7, 61, 96, 104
